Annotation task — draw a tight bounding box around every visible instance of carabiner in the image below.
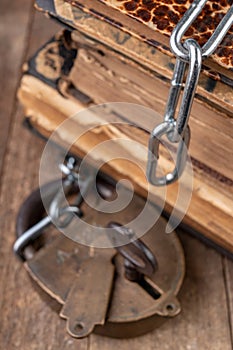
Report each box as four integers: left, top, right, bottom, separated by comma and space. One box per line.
147, 122, 190, 186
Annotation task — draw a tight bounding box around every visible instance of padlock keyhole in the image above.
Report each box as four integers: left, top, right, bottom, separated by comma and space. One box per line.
137, 277, 161, 300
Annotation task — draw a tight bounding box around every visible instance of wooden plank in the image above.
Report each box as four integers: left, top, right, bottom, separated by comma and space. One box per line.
90, 233, 232, 350
223, 258, 233, 348
0, 0, 33, 177
26, 9, 60, 58
0, 7, 88, 350
0, 104, 88, 350
0, 1, 60, 175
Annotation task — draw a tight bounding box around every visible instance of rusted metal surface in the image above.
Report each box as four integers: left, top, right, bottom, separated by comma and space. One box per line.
60, 254, 115, 338
25, 221, 184, 337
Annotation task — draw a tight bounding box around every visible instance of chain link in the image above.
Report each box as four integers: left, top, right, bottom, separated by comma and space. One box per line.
170, 0, 233, 61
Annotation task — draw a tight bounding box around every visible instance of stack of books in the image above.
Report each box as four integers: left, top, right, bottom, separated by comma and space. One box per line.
18, 0, 233, 253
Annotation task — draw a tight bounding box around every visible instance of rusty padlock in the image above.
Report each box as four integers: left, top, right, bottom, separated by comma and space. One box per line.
14, 160, 185, 339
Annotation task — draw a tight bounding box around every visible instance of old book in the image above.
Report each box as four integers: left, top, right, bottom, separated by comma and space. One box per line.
18, 31, 233, 253
34, 1, 233, 174
35, 0, 233, 87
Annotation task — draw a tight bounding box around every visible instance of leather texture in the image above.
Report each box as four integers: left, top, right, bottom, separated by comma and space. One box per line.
97, 0, 233, 68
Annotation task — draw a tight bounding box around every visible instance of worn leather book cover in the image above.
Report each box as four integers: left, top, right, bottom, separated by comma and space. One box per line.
18, 31, 233, 253
35, 1, 233, 114
36, 0, 233, 71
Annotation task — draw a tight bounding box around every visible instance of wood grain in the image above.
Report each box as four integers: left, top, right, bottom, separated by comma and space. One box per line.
0, 0, 33, 179
223, 257, 233, 347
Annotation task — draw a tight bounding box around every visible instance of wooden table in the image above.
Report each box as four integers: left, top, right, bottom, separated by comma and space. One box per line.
0, 1, 232, 348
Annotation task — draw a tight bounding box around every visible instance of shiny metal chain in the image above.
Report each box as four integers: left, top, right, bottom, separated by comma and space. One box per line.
170, 0, 233, 61
147, 1, 233, 186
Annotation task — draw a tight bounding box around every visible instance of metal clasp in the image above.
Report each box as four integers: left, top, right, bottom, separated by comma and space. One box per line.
13, 157, 83, 259
49, 157, 91, 228
147, 122, 190, 186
